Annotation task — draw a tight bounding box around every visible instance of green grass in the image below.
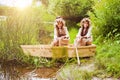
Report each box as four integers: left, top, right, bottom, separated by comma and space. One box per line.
56, 59, 94, 80
69, 28, 78, 44
0, 7, 54, 66
55, 39, 120, 79
0, 11, 39, 60
94, 40, 120, 78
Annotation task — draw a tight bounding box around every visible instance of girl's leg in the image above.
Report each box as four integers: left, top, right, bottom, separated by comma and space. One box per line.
51, 40, 59, 46
74, 38, 80, 47
59, 38, 69, 46
86, 38, 92, 46
79, 38, 86, 46
59, 39, 61, 46
74, 37, 87, 46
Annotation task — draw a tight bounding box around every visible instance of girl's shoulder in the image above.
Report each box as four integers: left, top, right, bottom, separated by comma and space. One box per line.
79, 27, 82, 30
89, 26, 92, 30
63, 26, 68, 29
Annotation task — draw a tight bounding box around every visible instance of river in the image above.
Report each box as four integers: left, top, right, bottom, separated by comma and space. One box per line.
0, 60, 61, 80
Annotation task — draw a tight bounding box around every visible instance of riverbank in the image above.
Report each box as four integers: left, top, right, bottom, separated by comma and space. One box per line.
0, 60, 63, 80
0, 57, 120, 80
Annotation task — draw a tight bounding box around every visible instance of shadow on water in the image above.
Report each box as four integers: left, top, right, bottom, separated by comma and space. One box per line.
0, 60, 62, 80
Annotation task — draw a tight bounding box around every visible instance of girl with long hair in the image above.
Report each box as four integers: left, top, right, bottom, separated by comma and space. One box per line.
74, 18, 92, 46
51, 17, 69, 46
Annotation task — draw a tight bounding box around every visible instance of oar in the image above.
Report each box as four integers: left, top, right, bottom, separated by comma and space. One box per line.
75, 46, 80, 66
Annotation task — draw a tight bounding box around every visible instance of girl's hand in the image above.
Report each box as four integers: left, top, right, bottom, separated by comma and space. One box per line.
63, 36, 69, 39
83, 36, 87, 39
61, 36, 65, 39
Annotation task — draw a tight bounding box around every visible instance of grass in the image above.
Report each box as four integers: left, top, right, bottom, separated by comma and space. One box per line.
94, 40, 120, 78
0, 7, 54, 66
56, 58, 94, 80
69, 28, 78, 44
0, 11, 39, 60
1, 6, 120, 79
55, 39, 120, 79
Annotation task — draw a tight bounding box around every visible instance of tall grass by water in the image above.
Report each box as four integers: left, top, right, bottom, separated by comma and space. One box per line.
0, 8, 41, 62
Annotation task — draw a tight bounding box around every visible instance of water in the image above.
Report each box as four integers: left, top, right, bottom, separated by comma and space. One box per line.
0, 61, 60, 80
0, 59, 118, 80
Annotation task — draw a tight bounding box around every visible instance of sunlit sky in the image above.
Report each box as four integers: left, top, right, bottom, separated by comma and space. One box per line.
0, 0, 33, 9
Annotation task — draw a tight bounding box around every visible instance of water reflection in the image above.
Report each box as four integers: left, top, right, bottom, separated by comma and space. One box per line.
0, 62, 59, 80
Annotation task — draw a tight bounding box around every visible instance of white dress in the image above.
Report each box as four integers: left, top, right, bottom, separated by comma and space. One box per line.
54, 27, 69, 40
74, 27, 92, 46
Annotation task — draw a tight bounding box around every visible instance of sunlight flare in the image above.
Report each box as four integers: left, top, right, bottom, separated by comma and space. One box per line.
15, 0, 32, 9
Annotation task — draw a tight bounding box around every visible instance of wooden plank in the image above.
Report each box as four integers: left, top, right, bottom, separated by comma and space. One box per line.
20, 44, 96, 58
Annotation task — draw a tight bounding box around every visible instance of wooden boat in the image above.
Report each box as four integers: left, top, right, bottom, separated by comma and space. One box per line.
20, 44, 96, 58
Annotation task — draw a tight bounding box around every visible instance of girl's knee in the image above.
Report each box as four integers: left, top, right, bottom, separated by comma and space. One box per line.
51, 40, 59, 46
86, 41, 92, 45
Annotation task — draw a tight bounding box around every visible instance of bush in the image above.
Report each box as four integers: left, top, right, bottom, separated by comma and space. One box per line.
48, 0, 93, 27
88, 0, 120, 77
95, 40, 120, 78
89, 0, 120, 41
48, 0, 93, 17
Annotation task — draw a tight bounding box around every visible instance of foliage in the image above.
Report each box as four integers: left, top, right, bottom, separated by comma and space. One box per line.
48, 0, 92, 17
48, 0, 93, 27
95, 40, 120, 78
0, 8, 40, 61
33, 6, 55, 44
88, 0, 120, 77
89, 0, 120, 41
0, 6, 55, 63
56, 64, 93, 80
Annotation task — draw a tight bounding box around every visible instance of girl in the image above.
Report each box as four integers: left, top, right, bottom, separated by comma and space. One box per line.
74, 18, 92, 46
51, 17, 69, 46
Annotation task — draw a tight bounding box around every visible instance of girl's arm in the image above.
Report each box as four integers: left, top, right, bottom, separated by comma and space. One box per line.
65, 27, 70, 39
85, 27, 92, 38
76, 28, 82, 38
54, 28, 58, 40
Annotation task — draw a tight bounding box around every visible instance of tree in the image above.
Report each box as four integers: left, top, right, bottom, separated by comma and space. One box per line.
89, 0, 120, 40
32, 0, 49, 7
48, 0, 93, 26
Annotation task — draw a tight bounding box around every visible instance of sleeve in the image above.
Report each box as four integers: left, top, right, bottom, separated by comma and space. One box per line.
86, 27, 92, 38
76, 28, 82, 38
54, 28, 58, 40
65, 27, 69, 38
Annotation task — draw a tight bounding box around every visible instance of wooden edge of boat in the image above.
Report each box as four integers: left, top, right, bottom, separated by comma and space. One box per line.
20, 44, 96, 58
